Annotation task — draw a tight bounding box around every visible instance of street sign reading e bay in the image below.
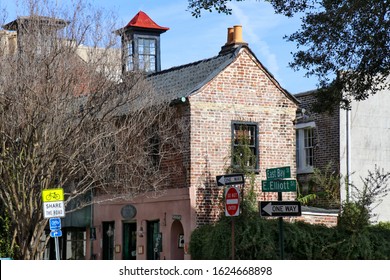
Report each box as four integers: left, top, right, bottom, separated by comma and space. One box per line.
266, 166, 291, 180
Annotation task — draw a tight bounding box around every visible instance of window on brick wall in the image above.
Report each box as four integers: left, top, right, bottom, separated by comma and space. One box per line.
231, 121, 259, 172
296, 122, 315, 174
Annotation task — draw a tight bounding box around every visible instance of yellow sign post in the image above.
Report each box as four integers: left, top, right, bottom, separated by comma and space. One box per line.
42, 188, 65, 260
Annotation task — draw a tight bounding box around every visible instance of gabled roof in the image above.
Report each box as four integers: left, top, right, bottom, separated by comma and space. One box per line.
147, 45, 299, 104
146, 48, 237, 103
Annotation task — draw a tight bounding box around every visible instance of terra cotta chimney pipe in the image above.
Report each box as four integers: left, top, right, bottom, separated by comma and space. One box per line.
227, 27, 234, 45
233, 25, 243, 43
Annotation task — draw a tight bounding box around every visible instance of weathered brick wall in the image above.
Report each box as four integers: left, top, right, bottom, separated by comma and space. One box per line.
189, 48, 298, 226
295, 91, 340, 207
295, 91, 340, 173
160, 104, 191, 189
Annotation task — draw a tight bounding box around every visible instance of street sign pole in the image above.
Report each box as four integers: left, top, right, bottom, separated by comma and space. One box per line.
278, 192, 284, 260
49, 218, 62, 260
54, 236, 60, 260
43, 189, 65, 260
217, 173, 244, 261
232, 217, 235, 260
262, 165, 296, 261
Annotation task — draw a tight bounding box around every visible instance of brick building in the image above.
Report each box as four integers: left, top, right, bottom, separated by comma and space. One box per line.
295, 83, 390, 223
1, 11, 340, 260
92, 12, 302, 260
294, 91, 340, 208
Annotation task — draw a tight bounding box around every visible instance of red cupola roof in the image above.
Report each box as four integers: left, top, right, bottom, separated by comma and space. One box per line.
124, 11, 169, 32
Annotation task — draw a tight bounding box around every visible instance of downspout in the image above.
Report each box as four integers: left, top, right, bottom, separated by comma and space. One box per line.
345, 108, 351, 203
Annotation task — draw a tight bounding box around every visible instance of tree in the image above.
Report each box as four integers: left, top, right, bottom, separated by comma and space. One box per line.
187, 0, 390, 111
0, 0, 184, 259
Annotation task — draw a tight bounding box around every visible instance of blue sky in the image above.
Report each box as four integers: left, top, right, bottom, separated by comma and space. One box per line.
2, 0, 318, 94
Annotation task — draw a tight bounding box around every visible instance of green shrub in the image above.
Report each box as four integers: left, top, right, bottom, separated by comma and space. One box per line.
190, 214, 390, 260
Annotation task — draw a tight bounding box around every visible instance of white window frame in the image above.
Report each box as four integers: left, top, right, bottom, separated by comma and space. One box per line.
296, 121, 315, 174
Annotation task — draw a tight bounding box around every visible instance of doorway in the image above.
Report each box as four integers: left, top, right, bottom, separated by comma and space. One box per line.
147, 220, 161, 260
123, 222, 137, 260
170, 220, 184, 260
102, 222, 115, 260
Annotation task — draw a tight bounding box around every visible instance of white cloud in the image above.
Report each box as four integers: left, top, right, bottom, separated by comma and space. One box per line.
229, 1, 281, 82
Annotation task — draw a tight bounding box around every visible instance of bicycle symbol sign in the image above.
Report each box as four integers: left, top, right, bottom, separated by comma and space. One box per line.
42, 188, 64, 202
42, 188, 65, 219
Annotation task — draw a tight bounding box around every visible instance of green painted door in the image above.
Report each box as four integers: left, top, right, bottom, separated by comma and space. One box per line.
147, 221, 161, 260
123, 223, 137, 260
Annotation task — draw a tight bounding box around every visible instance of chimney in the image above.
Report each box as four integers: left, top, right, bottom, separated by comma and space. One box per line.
226, 27, 234, 45
220, 25, 247, 54
232, 25, 243, 43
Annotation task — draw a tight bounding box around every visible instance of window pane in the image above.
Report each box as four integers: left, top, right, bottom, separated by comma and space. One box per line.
232, 123, 258, 170
138, 38, 156, 72
66, 230, 86, 260
304, 128, 314, 167
125, 41, 133, 71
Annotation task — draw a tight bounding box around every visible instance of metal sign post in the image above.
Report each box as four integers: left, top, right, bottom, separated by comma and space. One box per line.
216, 173, 244, 260
260, 167, 301, 260
278, 192, 284, 260
49, 218, 62, 260
43, 189, 65, 260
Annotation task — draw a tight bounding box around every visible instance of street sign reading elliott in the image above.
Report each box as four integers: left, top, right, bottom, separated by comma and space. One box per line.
259, 201, 301, 217
225, 187, 240, 216
266, 166, 291, 180
216, 174, 244, 186
261, 179, 297, 192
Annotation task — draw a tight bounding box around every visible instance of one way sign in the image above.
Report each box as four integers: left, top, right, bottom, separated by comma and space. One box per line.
259, 201, 301, 217
216, 174, 244, 186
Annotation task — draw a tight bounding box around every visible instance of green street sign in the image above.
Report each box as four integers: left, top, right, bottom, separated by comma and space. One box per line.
262, 179, 297, 192
266, 166, 291, 180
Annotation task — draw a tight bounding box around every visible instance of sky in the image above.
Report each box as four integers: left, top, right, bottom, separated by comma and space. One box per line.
1, 0, 319, 94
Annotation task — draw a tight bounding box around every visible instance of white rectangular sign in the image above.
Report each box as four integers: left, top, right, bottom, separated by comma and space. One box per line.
43, 201, 65, 218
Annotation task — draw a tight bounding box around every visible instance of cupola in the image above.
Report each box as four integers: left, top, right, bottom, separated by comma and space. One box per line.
116, 11, 169, 74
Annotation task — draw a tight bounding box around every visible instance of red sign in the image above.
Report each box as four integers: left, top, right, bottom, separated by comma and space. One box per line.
225, 187, 240, 216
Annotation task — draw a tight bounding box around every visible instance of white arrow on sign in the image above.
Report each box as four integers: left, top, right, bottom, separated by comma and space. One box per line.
218, 176, 226, 185
262, 202, 273, 216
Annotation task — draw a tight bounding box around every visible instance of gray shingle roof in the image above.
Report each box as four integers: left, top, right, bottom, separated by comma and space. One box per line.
146, 45, 298, 104
146, 47, 239, 103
